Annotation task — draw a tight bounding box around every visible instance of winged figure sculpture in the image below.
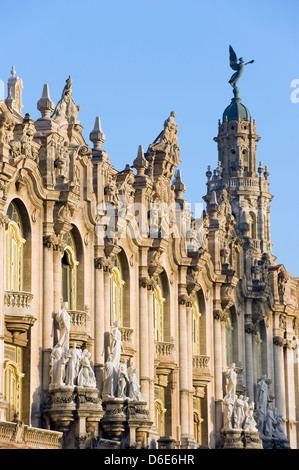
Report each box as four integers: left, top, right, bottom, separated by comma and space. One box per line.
228, 45, 254, 89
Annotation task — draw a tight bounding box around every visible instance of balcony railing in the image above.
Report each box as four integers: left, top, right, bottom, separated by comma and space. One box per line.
0, 421, 62, 449
155, 341, 175, 359
4, 291, 33, 314
192, 355, 210, 374
69, 309, 89, 346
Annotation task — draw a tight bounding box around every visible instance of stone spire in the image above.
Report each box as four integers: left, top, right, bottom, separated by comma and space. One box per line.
89, 116, 106, 150
133, 145, 148, 176
5, 66, 24, 115
37, 84, 55, 119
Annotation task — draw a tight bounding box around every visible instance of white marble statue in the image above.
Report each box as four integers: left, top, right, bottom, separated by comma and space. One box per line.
56, 302, 70, 354
102, 354, 115, 398
110, 321, 124, 372
77, 349, 96, 388
117, 358, 129, 399
225, 363, 237, 402
127, 362, 143, 401
222, 393, 234, 430
50, 345, 68, 386
256, 375, 269, 435
243, 401, 259, 433
234, 395, 245, 430
65, 342, 82, 386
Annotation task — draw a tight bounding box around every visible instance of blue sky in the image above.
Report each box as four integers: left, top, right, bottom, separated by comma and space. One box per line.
1, 0, 298, 275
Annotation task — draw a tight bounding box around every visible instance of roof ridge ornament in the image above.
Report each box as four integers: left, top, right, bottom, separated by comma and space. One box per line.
51, 76, 81, 125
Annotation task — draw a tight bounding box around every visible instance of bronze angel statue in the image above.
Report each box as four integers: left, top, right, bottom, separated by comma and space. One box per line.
228, 45, 254, 89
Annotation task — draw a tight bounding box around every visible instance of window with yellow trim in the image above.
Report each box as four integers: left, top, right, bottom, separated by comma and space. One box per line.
192, 301, 201, 356
110, 256, 124, 326
5, 203, 25, 291
4, 344, 24, 421
153, 276, 165, 342
62, 231, 78, 310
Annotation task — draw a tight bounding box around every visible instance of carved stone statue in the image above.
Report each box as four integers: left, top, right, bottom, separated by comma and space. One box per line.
102, 354, 115, 398
243, 401, 259, 433
117, 358, 129, 399
77, 349, 96, 388
233, 395, 245, 430
127, 362, 143, 401
256, 375, 269, 435
52, 76, 81, 125
225, 363, 237, 403
110, 320, 124, 374
273, 408, 288, 441
265, 403, 275, 437
65, 343, 82, 386
228, 45, 254, 90
222, 393, 234, 430
55, 301, 70, 354
50, 345, 68, 386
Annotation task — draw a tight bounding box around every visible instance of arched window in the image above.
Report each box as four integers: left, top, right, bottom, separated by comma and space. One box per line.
225, 313, 234, 367
4, 344, 24, 421
5, 202, 25, 291
192, 300, 201, 356
153, 276, 165, 342
61, 231, 78, 310
154, 385, 166, 436
248, 212, 257, 239
110, 256, 124, 326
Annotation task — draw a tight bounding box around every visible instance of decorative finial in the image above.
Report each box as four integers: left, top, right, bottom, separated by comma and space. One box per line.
228, 45, 254, 94
11, 66, 16, 77
133, 145, 148, 175
89, 116, 106, 150
37, 84, 55, 119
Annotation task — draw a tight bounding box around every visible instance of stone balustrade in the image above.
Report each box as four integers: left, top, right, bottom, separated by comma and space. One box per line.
4, 290, 33, 314
192, 355, 211, 375
0, 421, 62, 449
155, 341, 175, 359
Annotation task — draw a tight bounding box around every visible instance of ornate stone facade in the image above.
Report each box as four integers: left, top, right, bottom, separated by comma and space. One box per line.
0, 66, 298, 449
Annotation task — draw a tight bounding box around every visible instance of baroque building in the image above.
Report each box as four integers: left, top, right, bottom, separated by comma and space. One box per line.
0, 65, 298, 450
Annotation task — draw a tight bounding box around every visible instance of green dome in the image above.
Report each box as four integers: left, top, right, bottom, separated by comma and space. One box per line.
222, 87, 251, 122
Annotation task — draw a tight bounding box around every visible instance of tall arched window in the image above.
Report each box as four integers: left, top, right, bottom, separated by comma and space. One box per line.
153, 276, 165, 342
62, 231, 78, 310
248, 212, 257, 239
4, 344, 24, 421
5, 202, 25, 291
225, 313, 234, 367
154, 385, 166, 436
192, 300, 201, 356
110, 256, 124, 326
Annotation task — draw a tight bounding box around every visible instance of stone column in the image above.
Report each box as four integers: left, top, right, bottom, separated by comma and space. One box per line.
42, 236, 54, 392
103, 261, 111, 357
147, 283, 155, 423
94, 257, 105, 390
178, 295, 190, 442
284, 334, 297, 448
139, 275, 149, 405
53, 246, 63, 315
213, 310, 223, 439
0, 214, 9, 419
186, 304, 194, 439
244, 322, 254, 402
273, 335, 285, 416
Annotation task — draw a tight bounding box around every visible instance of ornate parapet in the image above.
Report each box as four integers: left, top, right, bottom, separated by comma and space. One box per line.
119, 326, 135, 358
0, 420, 62, 449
